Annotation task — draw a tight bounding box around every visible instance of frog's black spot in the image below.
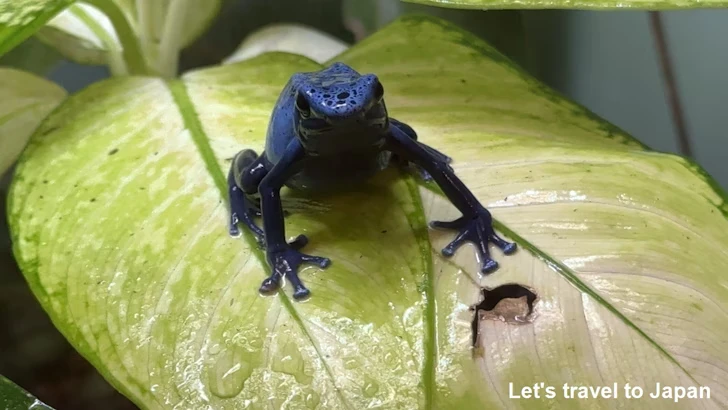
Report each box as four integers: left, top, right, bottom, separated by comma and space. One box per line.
460, 79, 467, 84
352, 90, 358, 96
326, 100, 333, 106
349, 100, 356, 105
323, 94, 331, 98
470, 284, 537, 347
381, 230, 387, 234
337, 100, 346, 105
90, 198, 96, 202
337, 91, 350, 99
108, 148, 119, 155
42, 180, 48, 184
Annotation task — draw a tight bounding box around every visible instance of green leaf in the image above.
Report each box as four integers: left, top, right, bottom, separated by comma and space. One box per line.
36, 0, 221, 75
35, 3, 121, 66
0, 67, 66, 176
402, 0, 728, 8
0, 0, 74, 58
0, 36, 63, 75
8, 16, 728, 409
223, 24, 349, 65
0, 375, 54, 410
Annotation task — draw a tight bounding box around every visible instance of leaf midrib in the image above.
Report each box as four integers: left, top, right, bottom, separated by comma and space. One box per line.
166, 78, 353, 409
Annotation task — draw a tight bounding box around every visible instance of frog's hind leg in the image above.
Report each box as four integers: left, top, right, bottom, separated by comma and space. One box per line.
389, 118, 451, 181
228, 149, 268, 242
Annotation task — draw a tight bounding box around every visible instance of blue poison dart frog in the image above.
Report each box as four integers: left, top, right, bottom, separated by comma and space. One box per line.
228, 62, 517, 300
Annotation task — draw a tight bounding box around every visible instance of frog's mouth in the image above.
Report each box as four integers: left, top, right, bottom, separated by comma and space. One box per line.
299, 118, 332, 133
299, 115, 385, 135
298, 116, 387, 155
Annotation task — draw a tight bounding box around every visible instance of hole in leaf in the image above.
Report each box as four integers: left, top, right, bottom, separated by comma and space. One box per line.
470, 284, 537, 347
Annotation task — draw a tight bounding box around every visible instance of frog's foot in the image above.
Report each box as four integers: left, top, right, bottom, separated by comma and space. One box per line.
430, 209, 517, 274
261, 243, 332, 300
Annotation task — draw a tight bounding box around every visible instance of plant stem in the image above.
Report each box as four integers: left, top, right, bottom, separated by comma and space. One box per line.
648, 12, 693, 158
157, 0, 189, 77
136, 0, 154, 56
69, 4, 127, 75
86, 0, 150, 76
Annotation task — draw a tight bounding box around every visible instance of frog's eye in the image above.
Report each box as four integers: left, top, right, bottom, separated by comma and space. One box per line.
295, 93, 311, 118
373, 81, 384, 102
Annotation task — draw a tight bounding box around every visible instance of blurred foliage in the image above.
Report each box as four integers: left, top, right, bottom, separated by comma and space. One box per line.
342, 0, 527, 67
0, 375, 54, 410
0, 37, 62, 75
180, 0, 354, 71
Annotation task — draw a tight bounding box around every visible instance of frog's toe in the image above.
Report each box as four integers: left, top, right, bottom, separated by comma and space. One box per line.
292, 286, 311, 300
283, 266, 312, 300
259, 276, 281, 295
442, 230, 469, 257
229, 222, 241, 238
490, 232, 517, 255
503, 242, 517, 255
289, 234, 309, 250
481, 259, 498, 274
301, 254, 331, 268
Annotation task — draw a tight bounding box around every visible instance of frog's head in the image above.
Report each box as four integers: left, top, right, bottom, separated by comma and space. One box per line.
293, 62, 388, 155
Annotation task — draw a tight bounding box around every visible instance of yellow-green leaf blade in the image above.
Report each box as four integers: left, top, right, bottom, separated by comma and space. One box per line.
0, 0, 74, 57
0, 67, 66, 175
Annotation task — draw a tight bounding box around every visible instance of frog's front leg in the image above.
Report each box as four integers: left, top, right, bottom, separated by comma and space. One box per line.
389, 117, 452, 181
257, 139, 331, 300
385, 125, 517, 273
